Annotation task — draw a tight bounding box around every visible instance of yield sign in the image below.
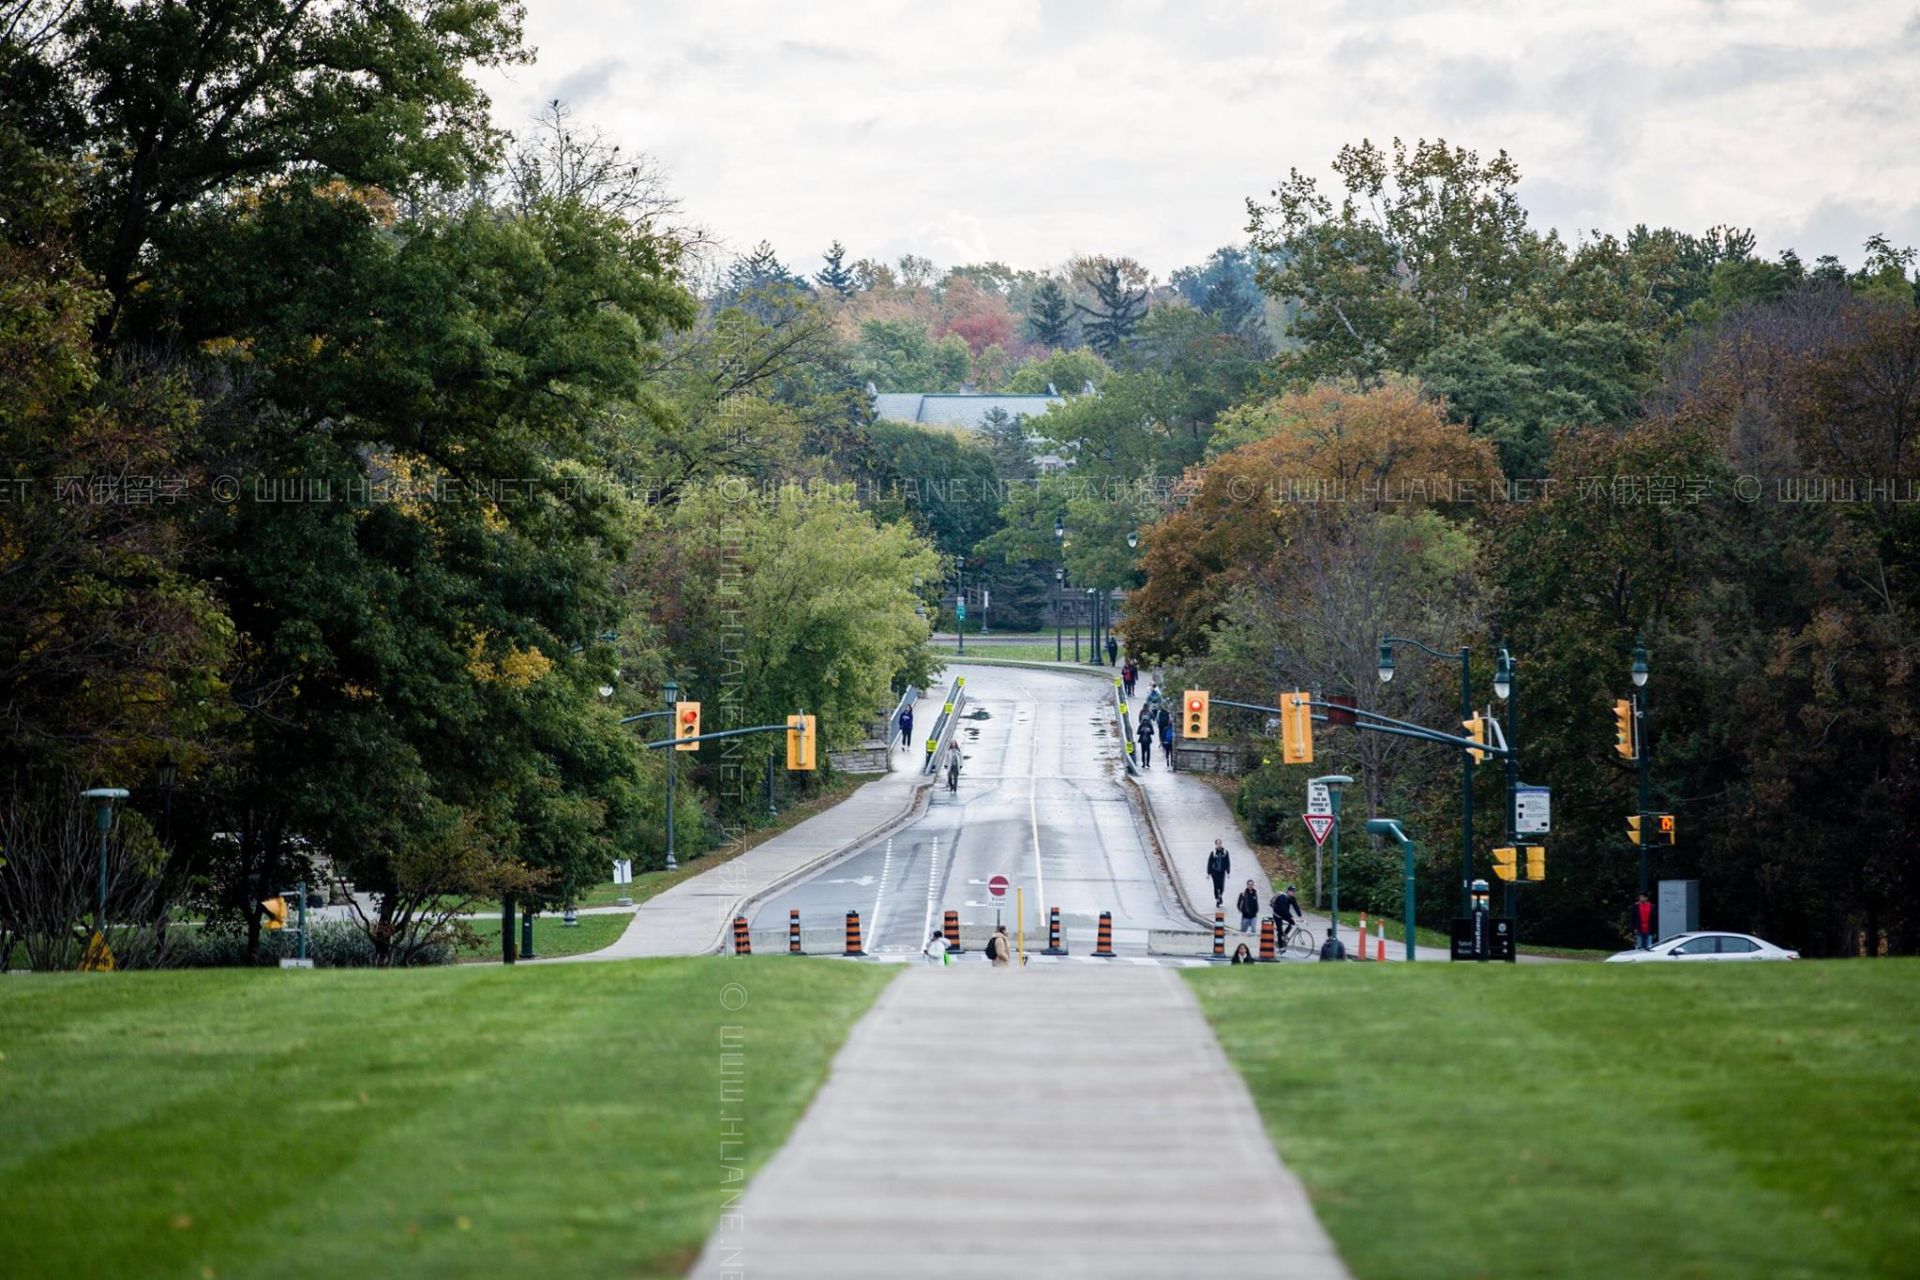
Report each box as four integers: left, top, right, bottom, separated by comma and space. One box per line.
1303, 814, 1336, 847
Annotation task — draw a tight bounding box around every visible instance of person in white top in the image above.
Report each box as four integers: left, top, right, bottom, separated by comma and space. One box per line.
922, 928, 949, 965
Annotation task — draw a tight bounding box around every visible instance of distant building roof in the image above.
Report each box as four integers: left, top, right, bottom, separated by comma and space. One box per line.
868, 386, 1076, 429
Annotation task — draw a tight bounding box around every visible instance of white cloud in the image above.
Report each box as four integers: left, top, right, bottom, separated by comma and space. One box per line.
476, 0, 1920, 274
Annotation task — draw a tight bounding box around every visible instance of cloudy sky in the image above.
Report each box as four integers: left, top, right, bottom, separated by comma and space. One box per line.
477, 0, 1920, 280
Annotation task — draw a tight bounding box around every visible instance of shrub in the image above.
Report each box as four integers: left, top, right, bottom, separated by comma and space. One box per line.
164, 921, 453, 968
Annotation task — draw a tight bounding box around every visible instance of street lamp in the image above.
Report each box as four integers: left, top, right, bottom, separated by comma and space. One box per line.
1631, 635, 1651, 899
1365, 817, 1419, 962
1126, 530, 1138, 549
1085, 587, 1097, 665
1311, 775, 1353, 959
80, 787, 129, 958
955, 556, 965, 657
1054, 564, 1065, 662
663, 679, 681, 872
1379, 634, 1474, 915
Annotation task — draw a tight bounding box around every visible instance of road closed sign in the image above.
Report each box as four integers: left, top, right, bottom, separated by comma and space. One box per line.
987, 874, 1010, 899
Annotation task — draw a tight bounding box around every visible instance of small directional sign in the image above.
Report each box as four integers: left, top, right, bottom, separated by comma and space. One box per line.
987, 874, 1010, 899
1303, 813, 1336, 847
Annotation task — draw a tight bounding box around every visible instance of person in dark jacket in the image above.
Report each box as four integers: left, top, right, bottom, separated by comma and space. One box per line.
897, 705, 914, 754
1157, 706, 1174, 769
1105, 634, 1118, 666
1236, 880, 1261, 933
1230, 942, 1255, 965
1205, 839, 1231, 908
1136, 715, 1154, 768
1121, 659, 1137, 697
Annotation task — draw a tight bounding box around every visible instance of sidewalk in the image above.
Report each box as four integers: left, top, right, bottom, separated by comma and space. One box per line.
544, 691, 945, 961
690, 964, 1351, 1279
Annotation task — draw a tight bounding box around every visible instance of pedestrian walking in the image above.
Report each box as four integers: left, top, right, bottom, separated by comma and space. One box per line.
986, 925, 1012, 967
922, 928, 949, 966
1121, 659, 1137, 697
1157, 705, 1174, 769
897, 704, 914, 755
1136, 715, 1153, 768
945, 742, 962, 793
1236, 880, 1261, 933
1635, 893, 1655, 950
1205, 838, 1231, 908
1105, 634, 1118, 667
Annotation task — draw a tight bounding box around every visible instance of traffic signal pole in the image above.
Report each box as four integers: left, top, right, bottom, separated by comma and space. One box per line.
1636, 685, 1650, 900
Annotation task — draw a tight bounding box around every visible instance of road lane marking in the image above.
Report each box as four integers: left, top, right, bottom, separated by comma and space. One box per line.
921, 836, 939, 950
1027, 698, 1046, 926
870, 835, 894, 950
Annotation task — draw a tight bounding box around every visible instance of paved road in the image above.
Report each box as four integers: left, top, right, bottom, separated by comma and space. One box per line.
750, 664, 1189, 958
690, 963, 1352, 1279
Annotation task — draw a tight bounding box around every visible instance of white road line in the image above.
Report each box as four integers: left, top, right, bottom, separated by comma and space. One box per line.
871, 835, 894, 951
921, 836, 939, 949
1027, 699, 1046, 924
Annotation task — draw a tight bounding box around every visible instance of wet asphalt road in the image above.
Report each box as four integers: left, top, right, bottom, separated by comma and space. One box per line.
750, 664, 1191, 957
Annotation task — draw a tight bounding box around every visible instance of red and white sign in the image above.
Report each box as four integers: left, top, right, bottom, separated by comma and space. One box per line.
1303, 814, 1336, 847
987, 874, 1010, 899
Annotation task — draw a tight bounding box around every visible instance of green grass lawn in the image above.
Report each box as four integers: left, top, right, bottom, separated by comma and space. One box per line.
456, 911, 633, 961
0, 958, 893, 1279
1331, 911, 1614, 960
1189, 960, 1920, 1280
931, 642, 1101, 663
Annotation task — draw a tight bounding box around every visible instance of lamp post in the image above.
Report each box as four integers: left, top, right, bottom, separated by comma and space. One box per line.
955, 558, 965, 657
1379, 635, 1474, 916
1494, 646, 1518, 919
79, 787, 129, 949
1054, 565, 1065, 662
663, 679, 680, 872
1631, 636, 1650, 899
1311, 775, 1353, 959
1365, 818, 1419, 962
1085, 587, 1097, 665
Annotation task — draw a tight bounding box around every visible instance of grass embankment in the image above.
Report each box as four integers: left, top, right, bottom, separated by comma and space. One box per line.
0, 959, 893, 1279
456, 911, 633, 961
932, 642, 1082, 663
1189, 960, 1920, 1280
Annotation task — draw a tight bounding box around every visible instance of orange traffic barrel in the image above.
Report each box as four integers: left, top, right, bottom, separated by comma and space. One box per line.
732, 915, 751, 955
788, 908, 802, 955
844, 909, 865, 957
1042, 905, 1067, 956
943, 908, 963, 955
1213, 910, 1227, 960
1093, 911, 1116, 958
1259, 916, 1278, 963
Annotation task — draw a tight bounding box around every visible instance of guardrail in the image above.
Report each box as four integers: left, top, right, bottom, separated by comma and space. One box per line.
920, 675, 968, 776
1112, 677, 1140, 776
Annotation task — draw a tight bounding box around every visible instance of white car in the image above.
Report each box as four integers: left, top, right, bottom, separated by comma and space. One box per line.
1605, 931, 1800, 963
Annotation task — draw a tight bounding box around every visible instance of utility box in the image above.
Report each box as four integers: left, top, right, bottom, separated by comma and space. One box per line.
1657, 879, 1700, 942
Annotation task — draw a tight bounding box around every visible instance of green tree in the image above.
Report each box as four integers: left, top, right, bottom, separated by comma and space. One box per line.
852, 317, 971, 391
1026, 277, 1074, 346
1073, 257, 1149, 357
816, 239, 856, 298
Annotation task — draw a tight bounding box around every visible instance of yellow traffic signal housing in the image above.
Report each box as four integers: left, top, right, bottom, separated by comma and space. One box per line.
1280, 691, 1314, 765
1654, 812, 1676, 846
674, 700, 701, 751
1613, 699, 1636, 759
1626, 814, 1642, 845
1463, 714, 1490, 764
1182, 690, 1210, 739
786, 714, 816, 771
1491, 846, 1518, 881
262, 895, 288, 930
1525, 846, 1546, 881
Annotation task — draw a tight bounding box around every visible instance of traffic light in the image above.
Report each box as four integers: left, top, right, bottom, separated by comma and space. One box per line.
1626, 814, 1641, 844
1280, 690, 1313, 765
674, 700, 701, 751
1183, 690, 1210, 739
1613, 699, 1636, 759
1491, 846, 1518, 882
1525, 846, 1546, 881
262, 895, 287, 930
1653, 812, 1676, 846
1463, 714, 1489, 764
786, 714, 816, 771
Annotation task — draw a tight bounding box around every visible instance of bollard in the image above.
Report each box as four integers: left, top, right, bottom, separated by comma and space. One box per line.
844, 909, 865, 957
732, 915, 751, 955
788, 908, 802, 955
1377, 918, 1386, 962
1212, 910, 1227, 960
1093, 911, 1116, 958
943, 909, 963, 955
1042, 905, 1068, 956
1358, 913, 1369, 961
1259, 916, 1278, 963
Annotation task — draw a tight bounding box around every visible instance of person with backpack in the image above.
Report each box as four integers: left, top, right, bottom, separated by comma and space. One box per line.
923, 928, 949, 966
1136, 713, 1154, 768
1236, 880, 1261, 933
1157, 704, 1174, 769
1271, 883, 1303, 945
1121, 659, 1137, 697
1205, 839, 1231, 908
986, 925, 1012, 967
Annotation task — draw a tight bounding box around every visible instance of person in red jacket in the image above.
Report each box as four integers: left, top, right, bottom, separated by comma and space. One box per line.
1635, 894, 1655, 950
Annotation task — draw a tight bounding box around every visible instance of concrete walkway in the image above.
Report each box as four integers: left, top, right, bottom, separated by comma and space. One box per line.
690, 964, 1351, 1279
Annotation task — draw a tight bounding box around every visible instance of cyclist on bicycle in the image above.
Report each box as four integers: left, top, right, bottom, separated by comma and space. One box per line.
1271, 883, 1303, 942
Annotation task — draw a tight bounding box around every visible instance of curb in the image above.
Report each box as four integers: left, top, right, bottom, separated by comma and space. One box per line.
1125, 773, 1221, 932
932, 655, 1121, 678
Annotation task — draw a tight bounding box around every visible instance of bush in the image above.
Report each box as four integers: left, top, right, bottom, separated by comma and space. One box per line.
1235, 764, 1296, 845
164, 921, 453, 968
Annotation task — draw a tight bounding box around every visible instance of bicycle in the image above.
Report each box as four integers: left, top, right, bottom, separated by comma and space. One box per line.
1275, 917, 1315, 960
